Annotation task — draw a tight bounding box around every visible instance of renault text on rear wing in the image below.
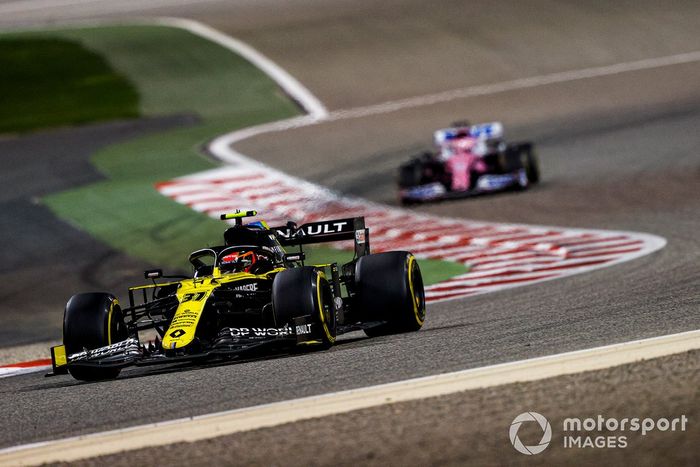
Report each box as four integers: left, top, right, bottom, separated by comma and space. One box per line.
271, 217, 370, 257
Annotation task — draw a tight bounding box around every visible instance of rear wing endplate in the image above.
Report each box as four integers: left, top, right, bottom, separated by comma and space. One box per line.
271, 217, 370, 257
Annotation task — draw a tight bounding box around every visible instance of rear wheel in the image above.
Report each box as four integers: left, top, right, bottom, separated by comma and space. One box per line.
500, 144, 539, 187
272, 267, 336, 348
63, 293, 127, 381
355, 252, 425, 336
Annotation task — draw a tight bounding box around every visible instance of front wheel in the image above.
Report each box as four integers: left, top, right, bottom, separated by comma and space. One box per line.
272, 267, 336, 348
398, 159, 424, 188
355, 252, 426, 336
63, 293, 128, 381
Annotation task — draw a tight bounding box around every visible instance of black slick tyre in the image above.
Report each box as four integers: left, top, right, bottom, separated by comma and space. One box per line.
355, 251, 426, 336
398, 159, 424, 188
522, 148, 540, 184
272, 267, 336, 348
63, 293, 127, 381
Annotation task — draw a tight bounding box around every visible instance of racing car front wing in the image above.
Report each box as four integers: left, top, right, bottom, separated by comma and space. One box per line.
47, 314, 336, 376
400, 169, 527, 202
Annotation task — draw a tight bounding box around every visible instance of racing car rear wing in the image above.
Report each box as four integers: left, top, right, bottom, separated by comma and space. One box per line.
271, 217, 370, 258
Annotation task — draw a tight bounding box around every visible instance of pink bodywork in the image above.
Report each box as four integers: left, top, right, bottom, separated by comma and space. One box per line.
444, 137, 487, 191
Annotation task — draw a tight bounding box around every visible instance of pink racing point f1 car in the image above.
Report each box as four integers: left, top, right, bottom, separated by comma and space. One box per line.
398, 122, 539, 204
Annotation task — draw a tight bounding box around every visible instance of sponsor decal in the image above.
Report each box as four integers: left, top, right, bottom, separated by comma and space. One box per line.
469, 122, 503, 139
169, 310, 199, 330
403, 182, 446, 199
295, 323, 312, 335
306, 221, 348, 235
68, 337, 140, 362
276, 220, 350, 240
355, 229, 366, 244
232, 283, 258, 292
476, 173, 517, 190
224, 326, 293, 337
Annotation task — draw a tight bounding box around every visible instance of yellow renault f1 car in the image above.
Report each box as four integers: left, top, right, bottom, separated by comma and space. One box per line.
49, 211, 426, 381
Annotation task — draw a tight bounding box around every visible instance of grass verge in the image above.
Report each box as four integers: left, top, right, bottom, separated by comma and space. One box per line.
0, 37, 138, 133
303, 246, 467, 285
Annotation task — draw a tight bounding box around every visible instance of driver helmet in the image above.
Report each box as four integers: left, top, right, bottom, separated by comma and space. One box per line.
220, 251, 257, 273
451, 137, 477, 153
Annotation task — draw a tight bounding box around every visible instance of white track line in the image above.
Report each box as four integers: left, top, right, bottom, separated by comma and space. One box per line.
2, 329, 698, 466
324, 50, 700, 121
0, 365, 50, 378
155, 18, 328, 120
0, 0, 219, 16
0, 0, 128, 14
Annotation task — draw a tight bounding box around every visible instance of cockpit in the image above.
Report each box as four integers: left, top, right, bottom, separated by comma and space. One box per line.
189, 222, 286, 278
189, 246, 278, 277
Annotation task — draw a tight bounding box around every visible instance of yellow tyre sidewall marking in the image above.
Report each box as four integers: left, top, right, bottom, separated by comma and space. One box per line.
407, 256, 424, 326
107, 299, 119, 345
316, 272, 335, 344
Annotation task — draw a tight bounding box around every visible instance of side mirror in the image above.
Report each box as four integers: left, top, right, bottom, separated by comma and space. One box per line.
144, 269, 163, 279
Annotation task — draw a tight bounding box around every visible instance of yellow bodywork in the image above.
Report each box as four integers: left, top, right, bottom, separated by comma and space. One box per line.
160, 267, 284, 350
51, 345, 67, 368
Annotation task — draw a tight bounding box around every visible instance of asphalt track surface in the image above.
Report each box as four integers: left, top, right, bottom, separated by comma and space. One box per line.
0, 0, 699, 464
